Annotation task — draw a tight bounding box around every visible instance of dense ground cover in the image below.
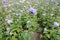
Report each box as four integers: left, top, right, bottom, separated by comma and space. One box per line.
0, 0, 60, 40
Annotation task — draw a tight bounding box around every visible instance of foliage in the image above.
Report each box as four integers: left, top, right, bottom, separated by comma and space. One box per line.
0, 0, 60, 40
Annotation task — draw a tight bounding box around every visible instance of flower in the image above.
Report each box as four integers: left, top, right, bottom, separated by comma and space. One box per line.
50, 14, 54, 16
6, 27, 10, 31
42, 13, 46, 16
8, 4, 12, 7
43, 28, 47, 33
28, 7, 37, 15
5, 15, 13, 24
27, 21, 30, 23
2, 0, 7, 5
10, 32, 13, 35
20, 10, 24, 13
53, 22, 59, 27
6, 19, 13, 24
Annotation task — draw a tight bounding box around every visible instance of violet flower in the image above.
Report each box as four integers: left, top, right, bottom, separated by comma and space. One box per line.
2, 0, 7, 5
28, 7, 37, 15
53, 22, 59, 27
